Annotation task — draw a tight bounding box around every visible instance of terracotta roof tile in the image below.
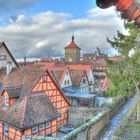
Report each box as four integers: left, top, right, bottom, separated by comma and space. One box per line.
51, 70, 65, 84
70, 69, 86, 87
65, 36, 81, 49
68, 65, 91, 76
97, 0, 140, 26
2, 67, 45, 97
0, 68, 6, 82
0, 93, 60, 130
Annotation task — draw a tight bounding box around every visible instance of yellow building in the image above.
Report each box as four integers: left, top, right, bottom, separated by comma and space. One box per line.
64, 36, 81, 63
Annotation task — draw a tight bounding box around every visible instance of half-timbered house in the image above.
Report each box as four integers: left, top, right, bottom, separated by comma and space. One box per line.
0, 67, 70, 140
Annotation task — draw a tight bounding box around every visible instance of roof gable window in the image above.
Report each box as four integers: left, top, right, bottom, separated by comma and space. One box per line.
3, 124, 9, 136
4, 96, 9, 107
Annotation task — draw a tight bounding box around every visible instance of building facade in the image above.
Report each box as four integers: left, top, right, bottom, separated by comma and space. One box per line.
0, 67, 70, 140
64, 36, 81, 63
0, 42, 18, 69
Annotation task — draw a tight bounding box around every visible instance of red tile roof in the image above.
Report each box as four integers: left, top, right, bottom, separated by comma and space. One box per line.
0, 93, 59, 130
116, 0, 140, 27
70, 69, 87, 87
65, 36, 81, 49
97, 0, 140, 26
51, 70, 65, 84
68, 65, 91, 76
1, 67, 45, 97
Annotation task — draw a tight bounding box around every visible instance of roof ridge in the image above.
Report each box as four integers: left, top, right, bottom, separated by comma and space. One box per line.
20, 96, 28, 127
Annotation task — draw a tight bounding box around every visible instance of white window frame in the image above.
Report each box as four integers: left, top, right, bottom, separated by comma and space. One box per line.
45, 122, 50, 128
5, 96, 9, 107
32, 126, 38, 134
39, 124, 44, 131
3, 124, 8, 136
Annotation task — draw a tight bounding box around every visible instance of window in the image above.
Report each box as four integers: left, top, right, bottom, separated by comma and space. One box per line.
83, 79, 86, 84
39, 124, 44, 130
32, 126, 38, 134
5, 96, 9, 107
45, 122, 50, 128
0, 55, 5, 60
66, 71, 68, 75
43, 75, 47, 81
64, 81, 67, 85
67, 80, 69, 84
3, 124, 8, 136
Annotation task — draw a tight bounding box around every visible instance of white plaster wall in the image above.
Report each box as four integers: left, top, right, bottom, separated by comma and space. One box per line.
88, 69, 95, 84
61, 69, 73, 88
0, 45, 17, 68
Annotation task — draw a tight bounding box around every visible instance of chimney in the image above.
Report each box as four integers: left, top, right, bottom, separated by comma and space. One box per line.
7, 62, 12, 75
24, 57, 26, 67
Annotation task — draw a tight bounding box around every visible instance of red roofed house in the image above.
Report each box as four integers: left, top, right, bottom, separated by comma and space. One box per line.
69, 69, 89, 93
49, 67, 73, 89
68, 65, 95, 92
64, 36, 81, 63
0, 67, 70, 139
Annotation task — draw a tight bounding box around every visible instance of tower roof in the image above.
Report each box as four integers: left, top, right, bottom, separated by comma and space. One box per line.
65, 36, 81, 49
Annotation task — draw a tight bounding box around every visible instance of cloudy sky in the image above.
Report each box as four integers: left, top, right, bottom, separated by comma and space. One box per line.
0, 0, 126, 59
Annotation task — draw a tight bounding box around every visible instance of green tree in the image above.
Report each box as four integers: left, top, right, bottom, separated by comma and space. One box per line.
106, 22, 140, 121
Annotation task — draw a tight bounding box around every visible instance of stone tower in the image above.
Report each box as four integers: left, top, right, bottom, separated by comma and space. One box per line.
64, 36, 81, 63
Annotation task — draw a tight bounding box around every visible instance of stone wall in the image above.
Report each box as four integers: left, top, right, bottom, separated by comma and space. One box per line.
109, 97, 126, 118
23, 109, 109, 140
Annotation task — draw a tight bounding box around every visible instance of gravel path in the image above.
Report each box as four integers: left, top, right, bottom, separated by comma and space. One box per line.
100, 95, 137, 140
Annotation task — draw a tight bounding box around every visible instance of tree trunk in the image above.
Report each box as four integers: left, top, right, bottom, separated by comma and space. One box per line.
137, 103, 140, 122
135, 82, 140, 122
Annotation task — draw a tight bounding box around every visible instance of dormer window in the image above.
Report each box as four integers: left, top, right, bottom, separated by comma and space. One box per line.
3, 124, 8, 136
4, 96, 9, 107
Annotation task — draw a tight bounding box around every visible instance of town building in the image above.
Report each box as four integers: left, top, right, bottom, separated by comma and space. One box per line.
0, 42, 18, 69
67, 65, 95, 92
50, 67, 73, 89
69, 69, 89, 94
0, 67, 70, 139
64, 36, 81, 63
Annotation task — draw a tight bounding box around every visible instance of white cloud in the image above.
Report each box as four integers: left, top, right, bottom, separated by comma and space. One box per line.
0, 7, 126, 58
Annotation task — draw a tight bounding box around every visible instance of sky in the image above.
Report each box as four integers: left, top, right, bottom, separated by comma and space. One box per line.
0, 0, 126, 59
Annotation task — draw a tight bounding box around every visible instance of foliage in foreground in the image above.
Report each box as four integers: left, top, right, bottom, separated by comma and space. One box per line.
106, 22, 140, 97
